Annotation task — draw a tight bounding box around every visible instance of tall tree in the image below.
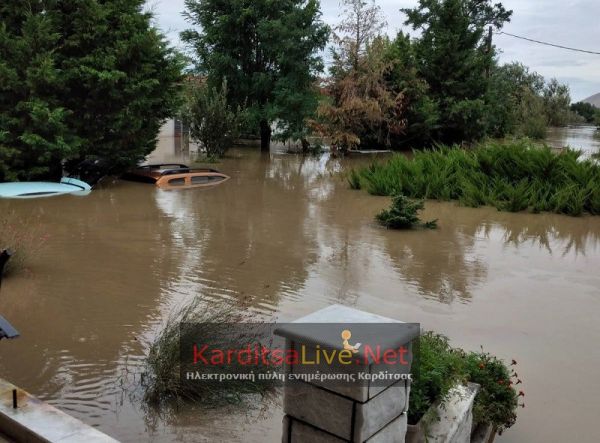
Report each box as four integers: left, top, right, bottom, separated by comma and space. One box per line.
313, 36, 406, 151
182, 0, 329, 152
332, 0, 386, 72
0, 1, 183, 181
312, 0, 405, 152
0, 3, 75, 180
402, 0, 512, 143
384, 31, 439, 147
485, 62, 546, 138
543, 78, 572, 127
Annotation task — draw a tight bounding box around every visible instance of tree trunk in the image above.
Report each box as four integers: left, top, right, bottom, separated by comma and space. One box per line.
301, 138, 310, 153
260, 119, 271, 152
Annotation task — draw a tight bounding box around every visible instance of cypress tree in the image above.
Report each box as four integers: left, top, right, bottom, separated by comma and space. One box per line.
0, 1, 183, 181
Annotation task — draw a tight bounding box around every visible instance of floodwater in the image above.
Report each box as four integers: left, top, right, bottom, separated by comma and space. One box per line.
546, 125, 600, 157
0, 137, 599, 443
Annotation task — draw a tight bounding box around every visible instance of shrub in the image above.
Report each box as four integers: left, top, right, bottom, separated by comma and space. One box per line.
409, 332, 465, 425
376, 194, 438, 229
142, 298, 276, 407
463, 352, 519, 434
181, 80, 240, 159
357, 140, 600, 216
411, 332, 521, 434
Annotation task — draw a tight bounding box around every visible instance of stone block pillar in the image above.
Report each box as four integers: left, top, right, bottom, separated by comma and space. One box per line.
276, 304, 419, 443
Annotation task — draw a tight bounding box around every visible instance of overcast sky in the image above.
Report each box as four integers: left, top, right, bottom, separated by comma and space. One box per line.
147, 0, 600, 101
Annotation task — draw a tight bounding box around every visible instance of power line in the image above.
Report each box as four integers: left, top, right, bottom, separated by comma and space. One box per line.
497, 31, 600, 55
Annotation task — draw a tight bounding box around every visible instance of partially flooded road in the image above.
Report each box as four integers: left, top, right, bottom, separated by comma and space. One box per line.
0, 145, 599, 442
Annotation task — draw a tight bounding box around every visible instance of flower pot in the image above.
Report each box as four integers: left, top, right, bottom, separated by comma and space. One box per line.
471, 422, 497, 443
404, 383, 480, 443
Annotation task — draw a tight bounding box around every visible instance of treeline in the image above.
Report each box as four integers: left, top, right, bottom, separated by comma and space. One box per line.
570, 101, 600, 126
311, 0, 585, 151
0, 0, 594, 181
182, 0, 586, 156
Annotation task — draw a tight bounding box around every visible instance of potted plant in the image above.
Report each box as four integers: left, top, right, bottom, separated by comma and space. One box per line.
406, 332, 522, 443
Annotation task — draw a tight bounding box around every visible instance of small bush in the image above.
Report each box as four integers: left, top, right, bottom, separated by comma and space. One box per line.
181, 80, 240, 158
376, 194, 438, 229
409, 333, 465, 425
463, 352, 519, 433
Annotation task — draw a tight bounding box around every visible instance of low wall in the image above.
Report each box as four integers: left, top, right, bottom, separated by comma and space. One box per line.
0, 378, 118, 443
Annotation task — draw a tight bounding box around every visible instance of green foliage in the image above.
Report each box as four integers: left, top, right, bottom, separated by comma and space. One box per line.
354, 140, 600, 216
485, 63, 548, 139
182, 0, 329, 150
347, 169, 362, 189
411, 332, 521, 433
313, 35, 406, 151
376, 194, 438, 229
402, 0, 512, 144
571, 101, 600, 124
182, 81, 240, 158
409, 332, 466, 425
0, 1, 183, 180
543, 79, 574, 127
463, 352, 519, 433
384, 32, 439, 147
516, 88, 548, 139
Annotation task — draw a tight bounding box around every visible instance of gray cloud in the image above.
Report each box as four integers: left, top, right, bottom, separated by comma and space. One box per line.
149, 0, 600, 101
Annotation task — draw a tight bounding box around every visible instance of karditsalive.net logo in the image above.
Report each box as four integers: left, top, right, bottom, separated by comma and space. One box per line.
180, 323, 418, 387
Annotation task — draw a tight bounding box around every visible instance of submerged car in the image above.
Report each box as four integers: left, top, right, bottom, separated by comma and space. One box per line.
0, 177, 92, 199
122, 164, 230, 189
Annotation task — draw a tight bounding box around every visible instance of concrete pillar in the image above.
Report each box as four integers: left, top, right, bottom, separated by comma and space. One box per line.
275, 304, 419, 443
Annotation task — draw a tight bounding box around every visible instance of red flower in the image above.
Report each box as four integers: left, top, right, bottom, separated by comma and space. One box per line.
518, 391, 525, 397
511, 359, 517, 365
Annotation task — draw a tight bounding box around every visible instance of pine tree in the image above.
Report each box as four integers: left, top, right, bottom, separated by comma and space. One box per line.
402, 0, 512, 143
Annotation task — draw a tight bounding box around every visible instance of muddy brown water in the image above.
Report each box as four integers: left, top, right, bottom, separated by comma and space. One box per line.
546, 125, 600, 158
0, 141, 599, 442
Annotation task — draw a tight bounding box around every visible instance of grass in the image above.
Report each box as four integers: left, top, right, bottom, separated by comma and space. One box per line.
350, 140, 600, 216
142, 298, 277, 408
411, 332, 521, 434
376, 194, 438, 229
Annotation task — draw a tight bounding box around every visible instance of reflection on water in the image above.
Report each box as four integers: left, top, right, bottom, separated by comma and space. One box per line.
0, 146, 599, 442
545, 125, 600, 158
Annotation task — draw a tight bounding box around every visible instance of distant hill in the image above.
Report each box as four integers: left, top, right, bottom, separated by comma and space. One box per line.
582, 93, 600, 108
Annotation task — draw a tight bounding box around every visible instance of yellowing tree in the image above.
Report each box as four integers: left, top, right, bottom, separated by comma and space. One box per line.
312, 0, 405, 152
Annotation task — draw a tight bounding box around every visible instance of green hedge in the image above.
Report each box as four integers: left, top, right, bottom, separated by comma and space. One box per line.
351, 140, 600, 216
